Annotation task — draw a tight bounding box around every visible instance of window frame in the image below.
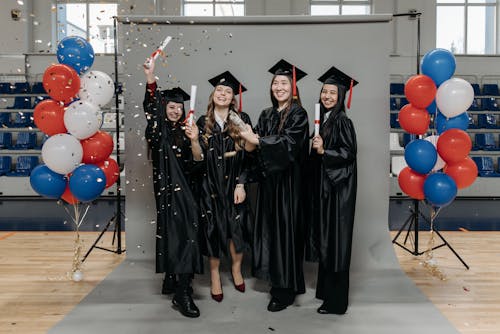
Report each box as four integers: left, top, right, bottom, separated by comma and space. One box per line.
310, 0, 373, 15
182, 0, 245, 16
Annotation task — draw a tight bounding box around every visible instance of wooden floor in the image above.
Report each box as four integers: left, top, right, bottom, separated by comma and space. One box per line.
0, 231, 499, 334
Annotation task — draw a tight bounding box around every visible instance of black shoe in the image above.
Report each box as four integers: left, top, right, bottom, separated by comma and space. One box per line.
317, 302, 347, 315
173, 293, 200, 318
162, 274, 177, 295
267, 297, 291, 312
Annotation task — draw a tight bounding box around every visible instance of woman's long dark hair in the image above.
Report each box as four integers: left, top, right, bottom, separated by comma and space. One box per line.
319, 83, 346, 139
202, 88, 244, 151
269, 74, 302, 132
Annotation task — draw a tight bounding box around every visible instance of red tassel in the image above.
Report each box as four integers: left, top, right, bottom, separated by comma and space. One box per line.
347, 79, 354, 109
183, 110, 194, 124
239, 83, 242, 113
292, 65, 297, 98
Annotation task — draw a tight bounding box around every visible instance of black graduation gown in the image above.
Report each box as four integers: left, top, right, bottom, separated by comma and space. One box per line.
305, 110, 357, 301
196, 112, 253, 258
252, 102, 309, 293
143, 87, 203, 275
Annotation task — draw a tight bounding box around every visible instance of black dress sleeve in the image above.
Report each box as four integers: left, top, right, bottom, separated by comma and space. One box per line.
143, 83, 164, 148
237, 112, 255, 184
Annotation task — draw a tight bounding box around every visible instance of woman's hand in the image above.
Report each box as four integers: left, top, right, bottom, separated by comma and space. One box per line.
234, 184, 246, 204
185, 121, 199, 142
312, 135, 325, 154
239, 124, 259, 145
143, 57, 156, 84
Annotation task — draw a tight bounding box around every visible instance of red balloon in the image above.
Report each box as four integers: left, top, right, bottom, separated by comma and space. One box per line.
81, 131, 114, 164
437, 129, 472, 164
61, 185, 78, 205
398, 167, 426, 200
398, 104, 430, 135
404, 75, 437, 109
33, 99, 67, 136
444, 157, 478, 189
97, 158, 119, 188
42, 64, 80, 104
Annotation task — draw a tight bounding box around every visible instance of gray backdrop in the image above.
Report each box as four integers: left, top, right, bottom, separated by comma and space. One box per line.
122, 15, 397, 272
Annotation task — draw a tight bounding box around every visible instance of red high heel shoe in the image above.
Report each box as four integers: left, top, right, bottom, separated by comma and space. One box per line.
231, 272, 245, 293
210, 279, 223, 302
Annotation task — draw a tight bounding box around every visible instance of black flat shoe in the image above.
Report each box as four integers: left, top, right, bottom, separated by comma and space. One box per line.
172, 293, 200, 318
162, 274, 177, 295
267, 297, 291, 312
317, 302, 347, 315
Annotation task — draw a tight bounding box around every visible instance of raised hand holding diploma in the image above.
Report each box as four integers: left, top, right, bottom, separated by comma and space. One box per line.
184, 85, 197, 126
144, 36, 172, 69
314, 103, 320, 137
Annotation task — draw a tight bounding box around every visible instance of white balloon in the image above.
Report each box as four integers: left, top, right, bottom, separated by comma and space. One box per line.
41, 134, 83, 175
64, 100, 101, 139
78, 71, 114, 107
436, 78, 474, 118
424, 135, 446, 171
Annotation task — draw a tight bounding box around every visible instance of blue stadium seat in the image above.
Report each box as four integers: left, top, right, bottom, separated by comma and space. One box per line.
0, 83, 11, 94
482, 98, 500, 111
471, 83, 481, 96
7, 155, 38, 176
13, 82, 30, 94
468, 114, 477, 129
400, 97, 409, 108
390, 97, 399, 111
390, 113, 400, 128
474, 133, 499, 151
390, 83, 405, 95
468, 98, 481, 111
32, 96, 50, 108
477, 114, 499, 129
31, 82, 45, 94
472, 156, 500, 177
402, 133, 415, 147
0, 113, 10, 127
482, 83, 499, 96
13, 132, 37, 149
7, 97, 32, 110
0, 156, 12, 176
0, 133, 12, 149
11, 112, 33, 128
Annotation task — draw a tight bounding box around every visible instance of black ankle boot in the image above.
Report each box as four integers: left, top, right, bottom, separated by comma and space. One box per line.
173, 290, 200, 318
162, 274, 177, 295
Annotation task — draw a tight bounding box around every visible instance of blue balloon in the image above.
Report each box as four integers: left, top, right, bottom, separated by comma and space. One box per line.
30, 164, 66, 199
435, 111, 469, 135
426, 99, 439, 115
404, 139, 437, 174
421, 48, 456, 86
424, 173, 457, 207
57, 36, 94, 75
69, 164, 106, 202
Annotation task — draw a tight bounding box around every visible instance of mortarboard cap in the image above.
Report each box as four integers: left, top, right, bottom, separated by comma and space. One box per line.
318, 66, 358, 109
268, 59, 307, 81
161, 87, 190, 103
208, 71, 247, 95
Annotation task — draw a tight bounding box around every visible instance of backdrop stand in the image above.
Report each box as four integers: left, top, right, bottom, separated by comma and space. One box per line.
82, 16, 125, 262
391, 11, 468, 270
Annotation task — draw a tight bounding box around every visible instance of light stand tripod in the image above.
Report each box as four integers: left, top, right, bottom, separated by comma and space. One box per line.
82, 17, 125, 262
391, 11, 468, 270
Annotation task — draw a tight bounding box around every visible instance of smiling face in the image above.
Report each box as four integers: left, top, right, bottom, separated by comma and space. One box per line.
213, 85, 234, 108
165, 101, 184, 122
320, 84, 339, 110
271, 75, 292, 104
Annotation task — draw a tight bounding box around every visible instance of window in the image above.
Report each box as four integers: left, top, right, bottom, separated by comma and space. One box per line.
310, 0, 372, 16
56, 1, 118, 54
436, 0, 497, 54
183, 0, 245, 16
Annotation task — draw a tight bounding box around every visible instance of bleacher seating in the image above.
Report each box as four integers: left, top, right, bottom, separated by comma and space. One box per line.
390, 83, 405, 95
0, 133, 12, 149
472, 156, 500, 177
390, 97, 399, 111
12, 132, 37, 149
400, 97, 409, 108
390, 133, 404, 151
402, 133, 414, 147
0, 83, 11, 94
390, 113, 400, 128
0, 113, 10, 127
482, 97, 500, 111
474, 133, 499, 151
482, 83, 499, 96
471, 83, 481, 96
468, 114, 478, 129
0, 156, 12, 175
391, 156, 407, 176
13, 82, 30, 94
31, 82, 45, 94
477, 114, 499, 129
468, 98, 481, 111
7, 97, 32, 110
7, 155, 38, 176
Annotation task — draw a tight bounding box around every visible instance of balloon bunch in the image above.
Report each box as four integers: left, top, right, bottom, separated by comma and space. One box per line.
398, 49, 477, 208
30, 36, 119, 204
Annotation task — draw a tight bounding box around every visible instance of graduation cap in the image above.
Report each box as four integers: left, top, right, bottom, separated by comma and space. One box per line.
318, 66, 358, 109
268, 59, 307, 99
161, 87, 190, 103
208, 71, 247, 112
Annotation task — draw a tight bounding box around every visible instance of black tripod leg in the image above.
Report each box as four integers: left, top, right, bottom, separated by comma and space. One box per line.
433, 229, 470, 270
403, 214, 415, 246
392, 213, 413, 243
81, 215, 115, 263
111, 217, 118, 246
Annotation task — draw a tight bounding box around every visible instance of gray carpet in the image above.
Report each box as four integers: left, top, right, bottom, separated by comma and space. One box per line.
49, 260, 459, 334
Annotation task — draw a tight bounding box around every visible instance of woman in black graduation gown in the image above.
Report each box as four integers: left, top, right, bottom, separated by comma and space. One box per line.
196, 71, 252, 302
306, 66, 358, 315
239, 59, 309, 312
142, 57, 204, 318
